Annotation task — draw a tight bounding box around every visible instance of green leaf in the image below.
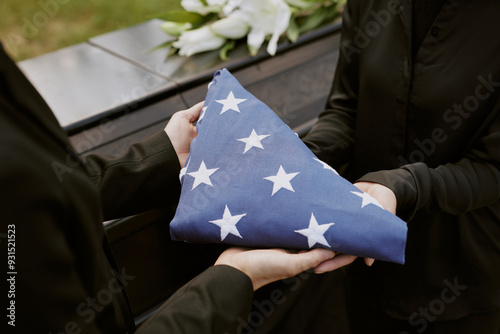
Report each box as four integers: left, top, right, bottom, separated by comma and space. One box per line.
160, 21, 192, 36
219, 39, 236, 61
297, 4, 342, 34
286, 0, 314, 9
287, 16, 300, 42
166, 46, 179, 58
147, 40, 175, 53
154, 10, 205, 25
321, 3, 344, 23
298, 8, 328, 33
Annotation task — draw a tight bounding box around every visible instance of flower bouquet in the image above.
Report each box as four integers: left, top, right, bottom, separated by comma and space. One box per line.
156, 0, 345, 60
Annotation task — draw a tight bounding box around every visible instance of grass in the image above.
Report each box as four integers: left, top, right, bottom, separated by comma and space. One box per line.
0, 0, 182, 61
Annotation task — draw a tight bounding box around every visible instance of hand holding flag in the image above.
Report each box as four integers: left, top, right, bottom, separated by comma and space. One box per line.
170, 69, 407, 264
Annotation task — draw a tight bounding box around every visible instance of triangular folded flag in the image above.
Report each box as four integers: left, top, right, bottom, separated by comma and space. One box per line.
170, 69, 407, 264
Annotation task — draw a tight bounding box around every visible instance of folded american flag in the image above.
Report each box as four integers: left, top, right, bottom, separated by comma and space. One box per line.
170, 69, 407, 264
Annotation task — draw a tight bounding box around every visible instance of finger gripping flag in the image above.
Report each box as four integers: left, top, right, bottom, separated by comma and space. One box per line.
170, 69, 407, 264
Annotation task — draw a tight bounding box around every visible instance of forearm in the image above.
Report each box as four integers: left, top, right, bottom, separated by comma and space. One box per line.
359, 158, 500, 220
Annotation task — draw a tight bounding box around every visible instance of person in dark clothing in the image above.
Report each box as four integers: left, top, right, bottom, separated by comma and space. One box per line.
0, 41, 349, 333
303, 0, 500, 333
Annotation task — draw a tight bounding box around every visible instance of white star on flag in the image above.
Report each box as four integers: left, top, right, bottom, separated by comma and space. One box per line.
351, 191, 384, 209
237, 129, 270, 154
199, 106, 207, 121
209, 205, 246, 241
295, 213, 335, 248
314, 158, 339, 175
215, 91, 247, 114
264, 165, 300, 196
187, 161, 219, 190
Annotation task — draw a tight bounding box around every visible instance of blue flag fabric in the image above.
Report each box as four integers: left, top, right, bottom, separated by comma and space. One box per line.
170, 69, 407, 264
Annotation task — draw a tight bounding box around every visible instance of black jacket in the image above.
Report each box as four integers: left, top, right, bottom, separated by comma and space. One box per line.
303, 0, 500, 321
0, 44, 253, 333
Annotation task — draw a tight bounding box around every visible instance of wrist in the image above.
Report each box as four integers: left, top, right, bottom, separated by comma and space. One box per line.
357, 167, 417, 220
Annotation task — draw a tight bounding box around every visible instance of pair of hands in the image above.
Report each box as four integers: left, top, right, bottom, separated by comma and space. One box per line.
164, 103, 397, 291
217, 183, 396, 291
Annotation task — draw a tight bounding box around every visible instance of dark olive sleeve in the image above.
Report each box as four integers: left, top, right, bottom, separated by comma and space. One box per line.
358, 112, 500, 221
302, 0, 359, 171
82, 131, 182, 220
136, 265, 254, 334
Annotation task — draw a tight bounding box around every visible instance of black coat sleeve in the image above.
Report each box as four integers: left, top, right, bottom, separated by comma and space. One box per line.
81, 131, 182, 221
359, 110, 500, 220
136, 266, 254, 334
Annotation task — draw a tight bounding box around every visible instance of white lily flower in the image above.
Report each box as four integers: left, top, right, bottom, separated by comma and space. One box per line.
211, 16, 250, 39
181, 0, 206, 14
181, 0, 227, 15
223, 0, 292, 55
222, 0, 239, 16
173, 26, 226, 57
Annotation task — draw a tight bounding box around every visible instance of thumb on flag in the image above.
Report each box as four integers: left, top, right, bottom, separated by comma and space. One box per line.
164, 101, 204, 167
